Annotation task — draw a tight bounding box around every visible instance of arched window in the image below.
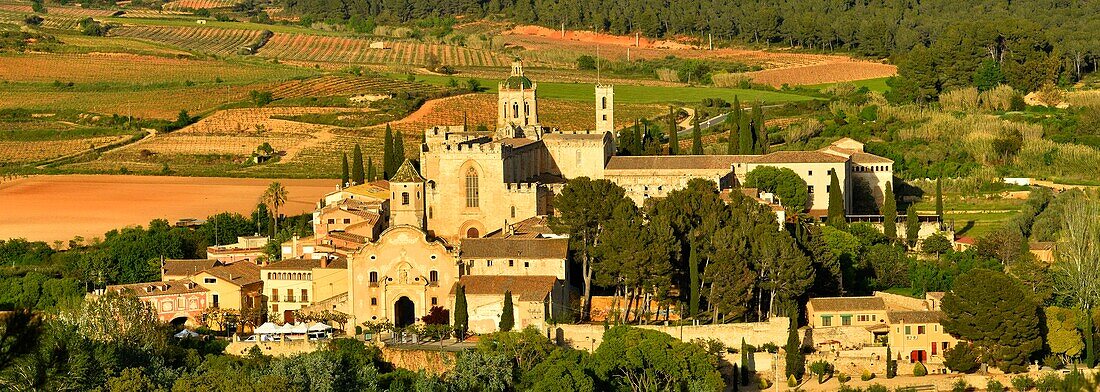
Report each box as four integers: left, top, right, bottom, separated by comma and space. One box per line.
429, 270, 438, 284
467, 227, 480, 238
465, 168, 479, 208
512, 102, 519, 118
524, 102, 530, 116
601, 96, 607, 109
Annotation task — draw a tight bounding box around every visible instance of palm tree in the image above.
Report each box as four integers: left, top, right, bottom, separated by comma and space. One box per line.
261, 182, 288, 236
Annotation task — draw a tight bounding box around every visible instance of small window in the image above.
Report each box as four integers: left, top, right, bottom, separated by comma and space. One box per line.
212, 294, 219, 308
826, 185, 830, 193
509, 260, 515, 267
203, 277, 216, 284
369, 271, 378, 283
808, 170, 813, 176
429, 270, 439, 283
370, 297, 377, 306
524, 262, 530, 268
301, 289, 309, 302
602, 114, 607, 120
487, 260, 493, 267
402, 192, 410, 205
431, 297, 438, 306
840, 315, 851, 326
327, 219, 335, 224
917, 326, 926, 334
271, 303, 278, 312
808, 185, 815, 194
510, 206, 516, 218
271, 289, 279, 302
905, 326, 912, 335
821, 315, 832, 327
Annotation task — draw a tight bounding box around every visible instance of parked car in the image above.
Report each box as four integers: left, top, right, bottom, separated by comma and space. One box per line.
244, 334, 281, 342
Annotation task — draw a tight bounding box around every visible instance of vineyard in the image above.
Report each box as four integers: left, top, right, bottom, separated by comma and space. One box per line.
109, 25, 263, 56
272, 75, 447, 99
0, 9, 83, 30
0, 135, 133, 164
163, 0, 239, 10
257, 34, 511, 67
0, 52, 312, 83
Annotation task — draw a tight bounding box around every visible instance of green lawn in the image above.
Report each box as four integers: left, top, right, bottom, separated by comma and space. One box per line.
807, 77, 891, 93
410, 74, 818, 104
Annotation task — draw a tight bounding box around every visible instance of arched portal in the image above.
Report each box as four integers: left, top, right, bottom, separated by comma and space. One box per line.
169, 316, 188, 327
395, 296, 416, 327
466, 227, 480, 238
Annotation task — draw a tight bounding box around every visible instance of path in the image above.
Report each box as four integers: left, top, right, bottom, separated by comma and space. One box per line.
34, 128, 156, 169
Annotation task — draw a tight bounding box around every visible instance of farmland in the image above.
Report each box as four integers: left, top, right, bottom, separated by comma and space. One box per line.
163, 0, 239, 10
0, 52, 308, 84
272, 75, 448, 99
257, 35, 510, 67
109, 25, 263, 56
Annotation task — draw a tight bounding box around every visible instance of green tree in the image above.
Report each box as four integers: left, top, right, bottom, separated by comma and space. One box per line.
906, 206, 919, 247
383, 124, 395, 179
884, 182, 897, 241
785, 317, 804, 380
740, 338, 751, 385
752, 102, 767, 153
891, 43, 939, 104
499, 291, 514, 332
688, 243, 702, 317
667, 106, 679, 155
447, 350, 513, 392
691, 113, 702, 155
941, 269, 1043, 373
886, 346, 897, 378
366, 156, 376, 181
592, 326, 724, 392
261, 182, 288, 236
1044, 307, 1084, 365
351, 144, 364, 185
454, 284, 468, 340
738, 108, 753, 155
744, 166, 809, 212
393, 130, 405, 174
340, 152, 349, 186
727, 96, 741, 154
1054, 197, 1100, 367
827, 171, 846, 229
523, 350, 595, 391
944, 342, 980, 373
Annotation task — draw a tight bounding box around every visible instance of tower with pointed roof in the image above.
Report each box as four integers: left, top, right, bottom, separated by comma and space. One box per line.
497, 60, 539, 133
389, 159, 426, 229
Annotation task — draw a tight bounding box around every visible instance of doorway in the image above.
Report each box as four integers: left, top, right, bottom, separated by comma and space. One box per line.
395, 296, 416, 327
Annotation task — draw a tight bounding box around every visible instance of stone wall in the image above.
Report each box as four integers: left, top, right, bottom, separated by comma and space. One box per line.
225, 340, 324, 357
550, 317, 789, 352
381, 347, 456, 375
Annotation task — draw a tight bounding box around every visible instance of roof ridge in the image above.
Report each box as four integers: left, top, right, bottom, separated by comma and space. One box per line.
390, 159, 426, 183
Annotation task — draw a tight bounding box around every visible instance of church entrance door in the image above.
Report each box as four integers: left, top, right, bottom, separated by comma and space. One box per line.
395, 297, 416, 327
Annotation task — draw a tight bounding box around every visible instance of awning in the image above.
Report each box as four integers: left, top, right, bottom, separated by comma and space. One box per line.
254, 322, 279, 334
866, 324, 890, 332
309, 322, 332, 331
174, 329, 199, 338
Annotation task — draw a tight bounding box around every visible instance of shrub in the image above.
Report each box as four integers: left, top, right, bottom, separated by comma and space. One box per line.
839, 385, 861, 392
837, 372, 851, 383
1011, 375, 1034, 391
988, 379, 1006, 392
1035, 373, 1060, 391
760, 342, 779, 353
758, 375, 771, 389
867, 384, 889, 392
952, 379, 970, 392
944, 342, 980, 373
809, 360, 832, 383
861, 369, 874, 381
787, 374, 798, 387
913, 362, 928, 377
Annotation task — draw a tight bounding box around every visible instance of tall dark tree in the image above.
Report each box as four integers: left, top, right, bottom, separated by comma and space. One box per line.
340, 153, 349, 187
727, 96, 741, 154
393, 131, 405, 175
499, 290, 514, 331
366, 157, 376, 181
752, 103, 767, 153
936, 177, 944, 229
688, 243, 701, 317
906, 206, 919, 247
827, 171, 845, 229
785, 316, 805, 380
454, 284, 468, 340
667, 106, 679, 155
351, 145, 364, 185
884, 181, 897, 240
382, 124, 395, 179
941, 269, 1043, 373
691, 113, 703, 155
740, 338, 751, 385
737, 110, 753, 155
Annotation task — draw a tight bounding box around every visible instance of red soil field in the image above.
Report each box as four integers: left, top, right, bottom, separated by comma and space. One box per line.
0, 175, 338, 243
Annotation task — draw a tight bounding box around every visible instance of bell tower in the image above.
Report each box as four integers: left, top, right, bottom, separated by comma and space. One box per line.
389, 159, 426, 229
497, 60, 538, 132
595, 84, 614, 134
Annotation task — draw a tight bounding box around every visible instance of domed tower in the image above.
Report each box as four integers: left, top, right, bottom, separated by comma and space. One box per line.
389, 159, 426, 229
497, 60, 538, 132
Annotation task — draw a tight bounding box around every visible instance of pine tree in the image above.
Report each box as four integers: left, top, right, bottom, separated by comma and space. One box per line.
740, 338, 751, 385
688, 242, 701, 317
366, 157, 376, 182
785, 318, 805, 380
827, 171, 845, 229
454, 284, 468, 341
691, 112, 703, 155
884, 181, 897, 240
351, 144, 365, 185
936, 177, 944, 229
906, 206, 920, 247
668, 106, 679, 155
499, 290, 514, 331
383, 124, 394, 179
340, 152, 349, 187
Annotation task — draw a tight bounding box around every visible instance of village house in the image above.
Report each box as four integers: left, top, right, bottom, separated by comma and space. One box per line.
190, 262, 263, 313
261, 257, 348, 323
105, 280, 208, 326
206, 235, 269, 264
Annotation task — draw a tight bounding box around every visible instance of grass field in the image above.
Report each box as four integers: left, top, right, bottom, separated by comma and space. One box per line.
909, 190, 1027, 237
808, 77, 892, 93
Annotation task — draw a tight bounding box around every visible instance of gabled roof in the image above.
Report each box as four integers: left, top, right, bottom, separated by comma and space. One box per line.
390, 159, 425, 183
605, 155, 752, 170
263, 258, 323, 271
887, 310, 945, 324
808, 296, 886, 312
748, 150, 849, 164
108, 279, 208, 297
201, 262, 262, 287
460, 237, 569, 259
328, 231, 368, 244
163, 259, 221, 277
453, 275, 558, 301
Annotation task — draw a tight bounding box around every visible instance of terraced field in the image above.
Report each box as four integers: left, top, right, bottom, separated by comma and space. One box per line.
272, 75, 448, 99
258, 34, 510, 67
163, 0, 239, 10
109, 25, 263, 56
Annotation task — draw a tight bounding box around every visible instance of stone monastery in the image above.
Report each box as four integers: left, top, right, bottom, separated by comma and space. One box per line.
117, 61, 894, 334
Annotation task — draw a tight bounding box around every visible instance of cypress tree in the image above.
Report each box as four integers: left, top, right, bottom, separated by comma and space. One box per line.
884, 181, 897, 240
393, 130, 406, 172
366, 157, 376, 182
633, 120, 644, 154
454, 284, 468, 340
785, 318, 805, 380
668, 106, 679, 155
351, 144, 364, 185
738, 114, 752, 154
935, 177, 944, 229
340, 152, 349, 187
752, 103, 767, 153
906, 206, 920, 247
740, 338, 751, 385
827, 171, 845, 229
691, 112, 703, 155
382, 124, 394, 179
886, 346, 897, 378
499, 290, 514, 331
688, 242, 700, 317
728, 96, 741, 154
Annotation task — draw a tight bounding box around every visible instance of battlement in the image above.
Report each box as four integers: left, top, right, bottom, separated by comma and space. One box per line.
504, 182, 540, 193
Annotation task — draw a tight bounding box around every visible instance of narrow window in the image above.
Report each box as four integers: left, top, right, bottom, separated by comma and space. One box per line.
402, 192, 410, 205
510, 206, 516, 218
370, 297, 377, 306
430, 270, 438, 283
601, 96, 607, 109
808, 185, 815, 194
465, 168, 479, 208
821, 315, 832, 327
513, 102, 519, 118
432, 297, 438, 306
369, 271, 378, 283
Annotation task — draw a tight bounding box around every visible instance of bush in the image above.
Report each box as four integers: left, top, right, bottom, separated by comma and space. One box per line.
787, 374, 798, 387
913, 362, 928, 377
758, 375, 771, 389
952, 379, 970, 392
867, 384, 889, 392
1035, 373, 1060, 391
987, 379, 1006, 392
810, 360, 832, 383
861, 369, 874, 381
1011, 375, 1034, 391
944, 342, 980, 373
837, 372, 851, 383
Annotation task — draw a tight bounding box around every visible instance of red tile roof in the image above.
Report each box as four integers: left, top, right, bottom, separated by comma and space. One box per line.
108, 279, 208, 297
460, 237, 569, 259
163, 259, 220, 278
202, 262, 262, 286
605, 155, 752, 170
453, 275, 558, 301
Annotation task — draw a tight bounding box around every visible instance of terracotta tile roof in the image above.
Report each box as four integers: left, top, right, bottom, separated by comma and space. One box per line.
605, 155, 752, 170
808, 296, 886, 312
203, 262, 262, 286
341, 182, 389, 199
748, 151, 849, 164
460, 237, 569, 259
849, 152, 893, 164
390, 159, 426, 183
453, 275, 558, 301
345, 209, 380, 224
163, 259, 220, 278
263, 258, 323, 271
887, 310, 945, 324
512, 216, 555, 236
498, 137, 540, 148
329, 231, 368, 244
108, 279, 208, 297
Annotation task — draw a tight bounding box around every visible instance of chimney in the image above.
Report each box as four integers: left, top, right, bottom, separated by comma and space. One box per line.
321, 257, 329, 269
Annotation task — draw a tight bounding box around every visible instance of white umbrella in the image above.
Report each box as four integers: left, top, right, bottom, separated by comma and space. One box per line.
290, 323, 309, 334
277, 323, 297, 334
254, 322, 279, 334
174, 329, 199, 338
308, 322, 332, 331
